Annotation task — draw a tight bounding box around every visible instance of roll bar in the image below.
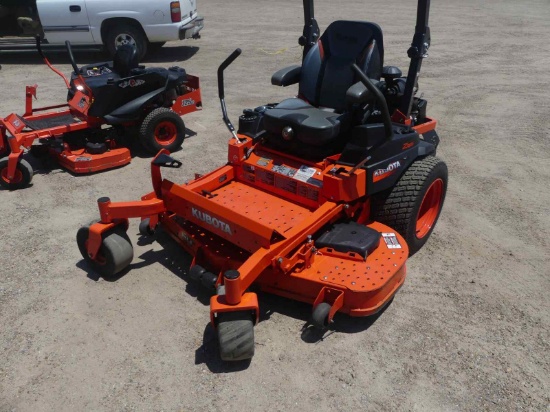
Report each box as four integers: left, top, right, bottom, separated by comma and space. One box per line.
299, 0, 320, 59
299, 0, 432, 121
399, 0, 432, 118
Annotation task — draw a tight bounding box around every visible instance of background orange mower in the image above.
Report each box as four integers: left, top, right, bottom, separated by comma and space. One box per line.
0, 38, 202, 190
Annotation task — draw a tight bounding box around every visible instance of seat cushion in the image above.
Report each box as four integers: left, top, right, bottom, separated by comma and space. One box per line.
263, 98, 348, 147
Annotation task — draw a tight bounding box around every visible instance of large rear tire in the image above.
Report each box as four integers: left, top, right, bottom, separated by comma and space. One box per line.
139, 108, 186, 154
217, 311, 255, 361
76, 224, 134, 277
372, 156, 448, 255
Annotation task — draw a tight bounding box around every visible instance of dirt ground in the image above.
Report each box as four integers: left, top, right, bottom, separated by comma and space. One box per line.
1, 0, 549, 410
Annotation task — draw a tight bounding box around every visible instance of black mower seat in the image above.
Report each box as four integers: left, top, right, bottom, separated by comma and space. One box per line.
264, 20, 383, 147
69, 43, 188, 120
263, 98, 348, 146
113, 44, 139, 77
129, 66, 188, 86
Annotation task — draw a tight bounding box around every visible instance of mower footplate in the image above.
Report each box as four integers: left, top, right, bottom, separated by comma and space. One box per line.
255, 221, 408, 317
22, 113, 81, 130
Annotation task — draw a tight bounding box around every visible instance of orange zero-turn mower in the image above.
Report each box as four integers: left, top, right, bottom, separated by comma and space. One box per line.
77, 0, 447, 361
0, 38, 202, 190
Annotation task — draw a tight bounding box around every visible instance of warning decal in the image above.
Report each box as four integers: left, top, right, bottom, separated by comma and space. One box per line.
272, 164, 296, 177
294, 165, 317, 182
382, 233, 402, 249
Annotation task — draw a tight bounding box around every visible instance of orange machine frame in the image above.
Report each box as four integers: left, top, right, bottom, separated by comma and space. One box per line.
84, 119, 438, 327
0, 74, 202, 180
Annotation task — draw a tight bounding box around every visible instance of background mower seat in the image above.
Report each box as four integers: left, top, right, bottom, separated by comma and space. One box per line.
264, 20, 384, 148
70, 45, 188, 120
112, 44, 139, 77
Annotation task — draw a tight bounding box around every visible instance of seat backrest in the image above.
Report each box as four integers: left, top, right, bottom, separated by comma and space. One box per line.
299, 20, 384, 112
112, 44, 139, 78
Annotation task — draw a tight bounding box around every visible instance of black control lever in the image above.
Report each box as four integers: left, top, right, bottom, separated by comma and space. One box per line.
65, 40, 80, 75
351, 64, 393, 141
34, 36, 71, 89
217, 48, 242, 141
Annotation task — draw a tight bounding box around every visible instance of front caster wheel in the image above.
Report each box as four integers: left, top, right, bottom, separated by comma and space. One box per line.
76, 225, 134, 277
0, 157, 33, 190
139, 218, 156, 236
217, 311, 255, 361
311, 302, 332, 329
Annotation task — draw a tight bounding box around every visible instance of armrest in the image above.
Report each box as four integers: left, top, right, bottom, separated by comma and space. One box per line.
346, 79, 385, 104
271, 65, 301, 87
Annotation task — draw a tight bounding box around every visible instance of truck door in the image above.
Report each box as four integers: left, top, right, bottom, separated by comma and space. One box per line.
37, 0, 94, 44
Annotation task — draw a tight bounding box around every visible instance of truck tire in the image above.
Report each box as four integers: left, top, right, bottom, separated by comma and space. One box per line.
105, 22, 148, 61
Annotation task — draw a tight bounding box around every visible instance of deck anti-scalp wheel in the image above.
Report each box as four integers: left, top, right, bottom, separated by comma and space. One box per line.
373, 155, 448, 255
139, 108, 186, 154
0, 157, 33, 190
217, 311, 255, 361
139, 218, 156, 236
76, 224, 134, 277
311, 302, 332, 329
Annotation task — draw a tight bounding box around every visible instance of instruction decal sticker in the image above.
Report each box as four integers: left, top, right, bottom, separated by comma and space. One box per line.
382, 233, 402, 249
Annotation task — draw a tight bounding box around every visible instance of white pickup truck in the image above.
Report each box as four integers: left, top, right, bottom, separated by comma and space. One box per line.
0, 0, 203, 59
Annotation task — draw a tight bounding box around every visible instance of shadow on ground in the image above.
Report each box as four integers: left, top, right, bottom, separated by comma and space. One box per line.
0, 46, 199, 66
76, 227, 392, 372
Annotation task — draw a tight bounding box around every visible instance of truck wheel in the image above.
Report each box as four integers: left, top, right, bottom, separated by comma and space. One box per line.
372, 156, 448, 256
139, 108, 186, 154
0, 157, 33, 190
105, 23, 148, 61
217, 311, 255, 361
76, 224, 134, 277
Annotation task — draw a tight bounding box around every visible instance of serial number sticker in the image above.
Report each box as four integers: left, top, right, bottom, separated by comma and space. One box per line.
382, 233, 402, 249
272, 164, 296, 177
294, 165, 317, 182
